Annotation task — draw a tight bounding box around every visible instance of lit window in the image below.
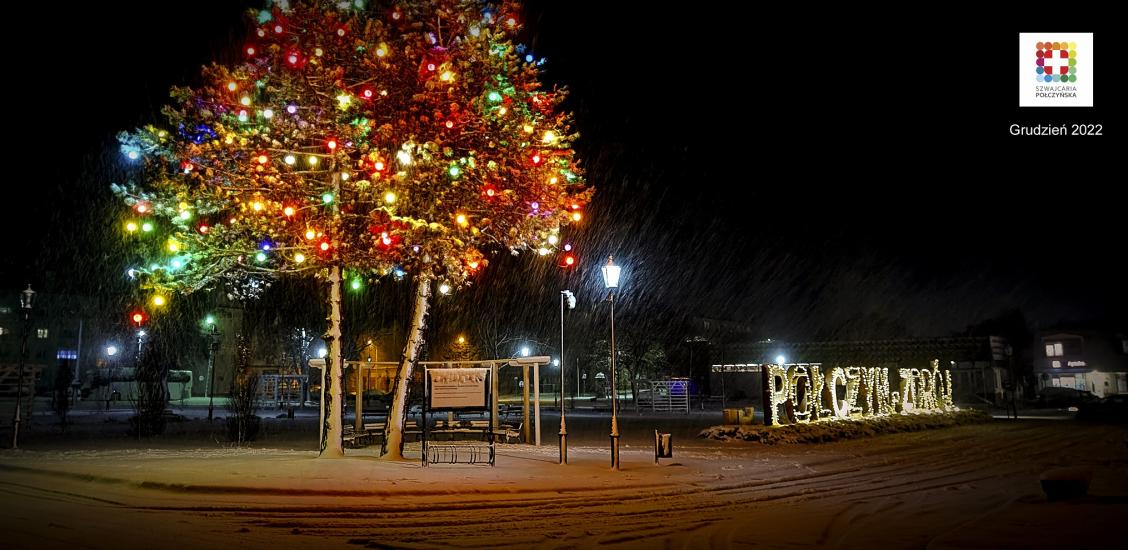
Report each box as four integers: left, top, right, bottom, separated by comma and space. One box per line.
1051, 360, 1061, 369
0, 327, 8, 335
1045, 343, 1063, 357
36, 328, 48, 339
56, 350, 77, 360
0, 307, 11, 314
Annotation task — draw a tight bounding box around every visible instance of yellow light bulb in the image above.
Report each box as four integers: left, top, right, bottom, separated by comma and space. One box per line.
384, 192, 396, 204
253, 201, 264, 211
523, 125, 534, 133
125, 222, 138, 232
152, 295, 166, 307
571, 212, 582, 222
308, 155, 319, 166
305, 229, 316, 240
283, 206, 295, 216
543, 131, 556, 143
167, 240, 180, 252
294, 253, 306, 263
227, 82, 237, 91
455, 214, 467, 226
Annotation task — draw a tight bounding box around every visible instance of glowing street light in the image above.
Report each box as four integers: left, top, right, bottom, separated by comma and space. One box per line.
602, 256, 622, 470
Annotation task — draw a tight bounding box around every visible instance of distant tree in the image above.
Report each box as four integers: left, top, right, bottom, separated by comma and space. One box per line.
443, 335, 481, 362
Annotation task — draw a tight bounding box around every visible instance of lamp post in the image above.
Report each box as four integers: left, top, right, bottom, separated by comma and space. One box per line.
11, 285, 36, 449
559, 289, 575, 465
601, 256, 622, 470
205, 323, 220, 422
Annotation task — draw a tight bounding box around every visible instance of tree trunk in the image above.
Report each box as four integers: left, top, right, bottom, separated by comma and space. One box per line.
382, 276, 432, 459
320, 265, 345, 457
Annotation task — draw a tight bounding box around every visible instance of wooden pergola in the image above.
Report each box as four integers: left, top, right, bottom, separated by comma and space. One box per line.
313, 356, 551, 446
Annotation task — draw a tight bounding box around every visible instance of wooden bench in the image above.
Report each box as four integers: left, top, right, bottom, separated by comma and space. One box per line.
343, 425, 374, 448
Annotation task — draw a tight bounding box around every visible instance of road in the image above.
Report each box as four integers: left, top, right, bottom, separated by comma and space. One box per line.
2, 420, 1125, 549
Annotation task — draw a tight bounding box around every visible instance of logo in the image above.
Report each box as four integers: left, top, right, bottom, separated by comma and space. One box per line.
1035, 41, 1076, 84
1018, 33, 1093, 107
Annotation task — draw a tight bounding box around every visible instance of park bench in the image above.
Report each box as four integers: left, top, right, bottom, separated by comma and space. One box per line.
343, 424, 374, 448
342, 421, 421, 448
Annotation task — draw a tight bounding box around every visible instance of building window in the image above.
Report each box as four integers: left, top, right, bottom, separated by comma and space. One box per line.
0, 327, 8, 335
0, 307, 10, 314
1045, 342, 1064, 357
57, 350, 77, 360
37, 328, 48, 339
1051, 360, 1061, 369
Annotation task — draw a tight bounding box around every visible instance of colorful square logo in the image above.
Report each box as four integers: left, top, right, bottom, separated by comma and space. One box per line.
1035, 41, 1077, 83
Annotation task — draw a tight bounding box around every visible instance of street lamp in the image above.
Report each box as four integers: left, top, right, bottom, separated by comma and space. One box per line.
601, 256, 622, 470
11, 284, 36, 449
521, 346, 530, 357
205, 323, 221, 421
559, 289, 575, 465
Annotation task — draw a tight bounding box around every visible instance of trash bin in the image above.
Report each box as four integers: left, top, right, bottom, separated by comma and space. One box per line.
655, 430, 673, 463
723, 408, 740, 424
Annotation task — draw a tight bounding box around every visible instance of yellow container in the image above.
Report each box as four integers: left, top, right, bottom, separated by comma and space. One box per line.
723, 408, 739, 424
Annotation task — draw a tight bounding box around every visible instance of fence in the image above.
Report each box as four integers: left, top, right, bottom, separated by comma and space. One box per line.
258, 374, 306, 408
636, 378, 690, 413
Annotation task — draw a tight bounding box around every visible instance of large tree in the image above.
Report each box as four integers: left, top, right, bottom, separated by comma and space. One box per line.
115, 0, 590, 457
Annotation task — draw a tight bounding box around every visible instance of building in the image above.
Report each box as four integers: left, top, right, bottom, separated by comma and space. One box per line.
1, 287, 250, 399
1036, 330, 1128, 397
0, 290, 106, 395
711, 336, 1012, 404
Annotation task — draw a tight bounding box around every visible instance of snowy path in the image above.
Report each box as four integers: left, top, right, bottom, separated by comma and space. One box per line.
2, 421, 1126, 549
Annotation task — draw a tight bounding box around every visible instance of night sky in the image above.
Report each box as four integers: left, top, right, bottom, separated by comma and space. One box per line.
2, 1, 1123, 342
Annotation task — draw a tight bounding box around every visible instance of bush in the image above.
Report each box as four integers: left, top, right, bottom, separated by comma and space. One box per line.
131, 343, 169, 437
226, 336, 260, 444
699, 409, 991, 444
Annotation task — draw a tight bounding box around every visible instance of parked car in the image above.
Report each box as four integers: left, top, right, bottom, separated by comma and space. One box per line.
1077, 394, 1128, 422
1033, 387, 1098, 409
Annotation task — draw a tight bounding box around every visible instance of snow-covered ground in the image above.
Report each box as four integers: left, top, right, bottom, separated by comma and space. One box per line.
2, 419, 1126, 549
